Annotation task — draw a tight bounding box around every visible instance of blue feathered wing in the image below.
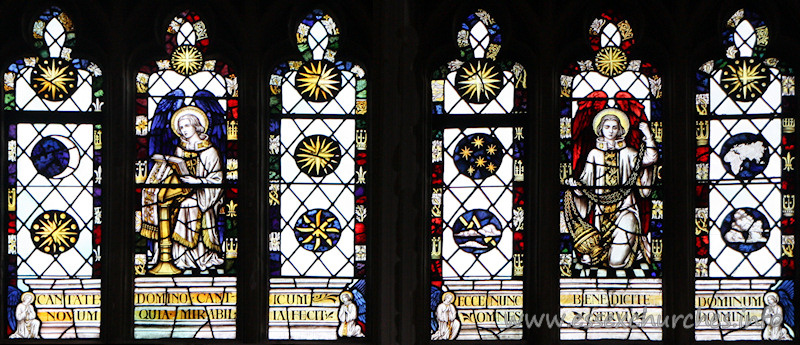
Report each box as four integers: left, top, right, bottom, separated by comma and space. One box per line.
6, 286, 21, 331
149, 89, 185, 161
777, 280, 795, 328
192, 90, 226, 156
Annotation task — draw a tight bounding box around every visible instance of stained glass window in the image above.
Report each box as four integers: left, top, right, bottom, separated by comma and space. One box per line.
559, 11, 663, 341
4, 7, 103, 339
268, 9, 367, 340
133, 10, 238, 339
429, 9, 526, 341
694, 9, 796, 341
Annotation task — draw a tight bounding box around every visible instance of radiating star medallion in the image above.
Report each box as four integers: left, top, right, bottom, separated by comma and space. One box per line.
171, 45, 203, 76
296, 60, 342, 101
721, 58, 769, 101
294, 209, 342, 252
31, 59, 77, 101
31, 211, 79, 254
456, 60, 503, 103
294, 135, 342, 177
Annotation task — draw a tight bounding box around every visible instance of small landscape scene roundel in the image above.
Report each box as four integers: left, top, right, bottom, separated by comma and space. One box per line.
452, 209, 503, 255
294, 135, 342, 177
453, 133, 504, 179
720, 207, 770, 253
294, 209, 342, 252
31, 210, 80, 255
31, 137, 71, 178
31, 58, 79, 101
720, 133, 769, 180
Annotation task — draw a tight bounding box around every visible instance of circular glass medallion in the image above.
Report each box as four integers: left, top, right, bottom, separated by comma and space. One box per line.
452, 209, 503, 255
720, 133, 769, 180
453, 133, 504, 179
31, 137, 71, 178
296, 60, 342, 102
31, 210, 80, 255
455, 60, 503, 103
294, 135, 342, 177
721, 58, 770, 102
30, 58, 78, 101
294, 209, 342, 252
171, 45, 203, 76
720, 207, 770, 253
595, 47, 628, 77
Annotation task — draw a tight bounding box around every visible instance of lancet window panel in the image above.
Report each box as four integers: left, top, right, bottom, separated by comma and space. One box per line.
4, 6, 103, 340
268, 9, 368, 340
430, 9, 526, 341
132, 9, 239, 340
694, 9, 796, 341
558, 11, 664, 341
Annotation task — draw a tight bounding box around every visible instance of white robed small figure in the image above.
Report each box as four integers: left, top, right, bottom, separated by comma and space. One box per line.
337, 291, 363, 337
762, 292, 790, 340
431, 292, 460, 340
10, 292, 41, 339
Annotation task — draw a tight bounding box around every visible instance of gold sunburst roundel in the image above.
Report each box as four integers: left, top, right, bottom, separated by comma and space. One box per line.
296, 61, 342, 102
456, 60, 503, 103
721, 58, 770, 102
294, 135, 342, 177
31, 59, 78, 101
31, 211, 79, 255
171, 45, 203, 76
595, 47, 628, 77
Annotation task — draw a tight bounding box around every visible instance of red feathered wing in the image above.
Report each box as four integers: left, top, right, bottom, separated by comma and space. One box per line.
572, 91, 608, 173
614, 91, 647, 149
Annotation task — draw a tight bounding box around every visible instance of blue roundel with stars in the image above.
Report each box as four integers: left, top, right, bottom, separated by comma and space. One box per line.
453, 133, 504, 180
452, 209, 503, 255
294, 209, 342, 252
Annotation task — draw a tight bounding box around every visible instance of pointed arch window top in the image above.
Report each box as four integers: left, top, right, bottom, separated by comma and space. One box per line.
724, 9, 769, 58
297, 10, 340, 62
456, 9, 501, 60
32, 7, 76, 59
6, 6, 102, 112
166, 10, 209, 54
588, 12, 634, 53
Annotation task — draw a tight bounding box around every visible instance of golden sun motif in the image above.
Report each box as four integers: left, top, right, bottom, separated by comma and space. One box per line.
471, 136, 485, 148
31, 211, 78, 254
32, 59, 76, 100
459, 146, 473, 159
721, 59, 769, 101
595, 47, 628, 77
295, 135, 341, 177
297, 61, 341, 101
458, 61, 502, 102
171, 45, 203, 76
296, 210, 341, 251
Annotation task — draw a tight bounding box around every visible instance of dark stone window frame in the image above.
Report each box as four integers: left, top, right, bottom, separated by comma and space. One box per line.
0, 0, 797, 344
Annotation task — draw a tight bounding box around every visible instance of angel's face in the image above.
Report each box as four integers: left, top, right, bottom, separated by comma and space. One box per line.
179, 118, 196, 139
601, 119, 620, 140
